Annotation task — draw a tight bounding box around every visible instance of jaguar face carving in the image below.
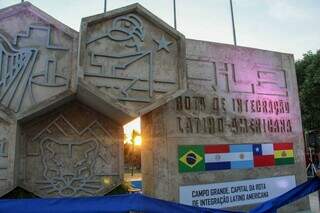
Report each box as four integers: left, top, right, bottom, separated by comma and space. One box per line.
37, 137, 102, 197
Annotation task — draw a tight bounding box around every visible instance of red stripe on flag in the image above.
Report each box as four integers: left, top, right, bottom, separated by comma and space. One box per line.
205, 145, 229, 153
254, 155, 275, 167
273, 143, 293, 150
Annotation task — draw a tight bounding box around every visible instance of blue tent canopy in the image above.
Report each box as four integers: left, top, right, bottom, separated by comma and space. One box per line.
0, 177, 319, 213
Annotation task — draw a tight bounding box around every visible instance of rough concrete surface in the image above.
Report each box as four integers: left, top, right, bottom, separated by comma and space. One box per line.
141, 39, 309, 212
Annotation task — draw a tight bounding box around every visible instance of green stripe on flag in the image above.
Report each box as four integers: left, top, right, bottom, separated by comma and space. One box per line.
178, 145, 205, 173
275, 157, 295, 165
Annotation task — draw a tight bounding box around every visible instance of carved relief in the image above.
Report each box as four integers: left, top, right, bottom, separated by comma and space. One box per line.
186, 58, 288, 97
0, 139, 8, 158
37, 138, 101, 196
23, 112, 120, 197
0, 4, 77, 113
80, 5, 185, 114
0, 113, 15, 196
254, 64, 288, 96
0, 138, 8, 180
0, 34, 38, 112
85, 14, 155, 103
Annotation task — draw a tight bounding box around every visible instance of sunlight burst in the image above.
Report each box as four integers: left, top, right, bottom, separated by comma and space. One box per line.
123, 117, 141, 145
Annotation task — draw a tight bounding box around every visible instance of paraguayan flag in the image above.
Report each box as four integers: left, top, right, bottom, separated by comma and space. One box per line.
204, 144, 253, 171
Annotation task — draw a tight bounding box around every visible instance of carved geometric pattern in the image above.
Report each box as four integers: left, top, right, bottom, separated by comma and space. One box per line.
0, 139, 8, 182
0, 139, 8, 158
0, 138, 8, 181
0, 33, 38, 112
12, 25, 69, 50
254, 64, 288, 97
30, 59, 68, 103
0, 122, 10, 184
25, 115, 119, 197
0, 109, 14, 196
186, 57, 288, 97
84, 13, 177, 103
0, 24, 70, 113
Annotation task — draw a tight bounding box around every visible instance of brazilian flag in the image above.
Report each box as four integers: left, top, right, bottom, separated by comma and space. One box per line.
178, 145, 205, 173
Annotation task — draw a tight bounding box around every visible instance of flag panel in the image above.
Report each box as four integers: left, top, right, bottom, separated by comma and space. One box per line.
205, 162, 231, 171
275, 158, 295, 165
230, 144, 253, 152
178, 145, 205, 173
261, 144, 274, 155
205, 145, 229, 153
253, 144, 262, 156
205, 152, 253, 163
254, 155, 275, 167
178, 142, 294, 173
231, 160, 253, 169
274, 150, 294, 159
274, 143, 293, 150
229, 144, 253, 169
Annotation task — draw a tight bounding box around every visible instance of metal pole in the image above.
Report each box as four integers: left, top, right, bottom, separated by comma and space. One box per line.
104, 0, 107, 13
173, 0, 177, 29
229, 0, 237, 46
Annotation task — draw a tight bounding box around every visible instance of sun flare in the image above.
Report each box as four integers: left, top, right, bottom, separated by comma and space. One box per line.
123, 117, 141, 145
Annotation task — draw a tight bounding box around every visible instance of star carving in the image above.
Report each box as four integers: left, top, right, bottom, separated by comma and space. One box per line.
153, 35, 173, 52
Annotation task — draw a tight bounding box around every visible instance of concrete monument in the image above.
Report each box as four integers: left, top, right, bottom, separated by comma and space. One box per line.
0, 109, 16, 196
141, 40, 308, 212
0, 1, 309, 212
0, 2, 78, 114
79, 3, 186, 118
19, 101, 122, 197
0, 2, 124, 197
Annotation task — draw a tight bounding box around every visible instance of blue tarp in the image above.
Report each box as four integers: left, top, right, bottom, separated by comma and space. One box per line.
250, 177, 320, 213
0, 177, 319, 213
130, 180, 142, 190
0, 193, 241, 213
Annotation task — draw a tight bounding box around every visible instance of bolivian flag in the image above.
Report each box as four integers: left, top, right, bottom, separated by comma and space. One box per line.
178, 145, 205, 172
274, 143, 294, 165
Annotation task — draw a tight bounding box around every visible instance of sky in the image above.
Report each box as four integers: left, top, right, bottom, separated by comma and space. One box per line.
0, 0, 319, 59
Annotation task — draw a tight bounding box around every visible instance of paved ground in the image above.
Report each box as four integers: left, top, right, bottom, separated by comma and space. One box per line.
124, 172, 141, 182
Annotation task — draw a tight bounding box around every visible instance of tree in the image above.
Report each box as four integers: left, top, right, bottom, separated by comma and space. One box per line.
295, 50, 320, 130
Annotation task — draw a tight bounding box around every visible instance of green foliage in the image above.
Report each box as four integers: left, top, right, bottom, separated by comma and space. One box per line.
296, 50, 320, 130
124, 143, 141, 170
1, 187, 38, 199
106, 182, 130, 195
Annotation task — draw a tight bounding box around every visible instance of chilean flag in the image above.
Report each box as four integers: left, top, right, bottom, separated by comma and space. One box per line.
253, 144, 275, 167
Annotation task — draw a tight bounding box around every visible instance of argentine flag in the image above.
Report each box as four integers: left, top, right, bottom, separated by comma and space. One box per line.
230, 144, 254, 169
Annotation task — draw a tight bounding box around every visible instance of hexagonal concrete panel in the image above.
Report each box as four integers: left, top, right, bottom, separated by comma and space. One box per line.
0, 108, 17, 196
79, 3, 186, 117
0, 2, 78, 116
19, 101, 123, 198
